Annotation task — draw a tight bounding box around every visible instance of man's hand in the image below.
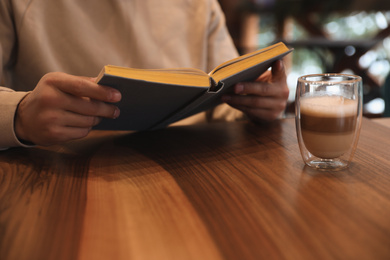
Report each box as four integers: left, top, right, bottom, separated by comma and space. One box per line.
221, 60, 289, 122
15, 72, 121, 146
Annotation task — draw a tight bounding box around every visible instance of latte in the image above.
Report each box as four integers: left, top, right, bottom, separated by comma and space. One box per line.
300, 95, 358, 159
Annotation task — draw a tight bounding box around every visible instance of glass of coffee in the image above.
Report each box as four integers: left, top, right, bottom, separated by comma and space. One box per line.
295, 74, 363, 171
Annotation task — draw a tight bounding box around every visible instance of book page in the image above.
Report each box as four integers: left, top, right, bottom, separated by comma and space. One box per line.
209, 42, 290, 83
98, 66, 211, 87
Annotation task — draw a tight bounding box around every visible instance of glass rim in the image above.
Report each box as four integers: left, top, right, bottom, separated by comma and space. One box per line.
298, 73, 362, 84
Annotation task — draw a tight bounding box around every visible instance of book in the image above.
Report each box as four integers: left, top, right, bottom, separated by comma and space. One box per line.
94, 42, 292, 131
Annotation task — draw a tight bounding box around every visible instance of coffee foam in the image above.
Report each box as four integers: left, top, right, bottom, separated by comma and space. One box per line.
300, 95, 357, 118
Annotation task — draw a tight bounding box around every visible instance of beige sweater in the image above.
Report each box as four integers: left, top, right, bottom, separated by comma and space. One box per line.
0, 0, 243, 149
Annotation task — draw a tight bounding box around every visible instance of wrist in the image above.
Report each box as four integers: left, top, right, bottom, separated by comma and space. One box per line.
14, 93, 33, 145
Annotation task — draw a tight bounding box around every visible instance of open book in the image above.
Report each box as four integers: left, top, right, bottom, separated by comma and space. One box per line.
95, 42, 292, 130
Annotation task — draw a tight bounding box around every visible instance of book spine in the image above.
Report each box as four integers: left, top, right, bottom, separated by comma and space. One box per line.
149, 90, 220, 130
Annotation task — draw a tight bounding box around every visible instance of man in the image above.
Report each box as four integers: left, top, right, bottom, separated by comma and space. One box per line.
0, 0, 289, 149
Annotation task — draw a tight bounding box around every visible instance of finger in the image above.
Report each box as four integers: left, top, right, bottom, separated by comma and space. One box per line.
63, 95, 120, 119
23, 109, 102, 145
45, 125, 93, 144
255, 60, 285, 83
48, 72, 122, 103
232, 82, 281, 97
59, 110, 102, 128
28, 119, 93, 145
271, 60, 286, 81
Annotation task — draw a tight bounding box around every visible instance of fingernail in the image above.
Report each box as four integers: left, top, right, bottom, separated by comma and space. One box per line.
276, 60, 283, 70
110, 90, 122, 102
113, 107, 120, 119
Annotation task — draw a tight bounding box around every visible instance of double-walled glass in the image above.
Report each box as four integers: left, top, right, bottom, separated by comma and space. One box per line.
295, 74, 363, 171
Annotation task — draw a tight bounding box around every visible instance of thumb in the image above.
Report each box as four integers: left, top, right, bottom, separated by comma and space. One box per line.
271, 60, 286, 82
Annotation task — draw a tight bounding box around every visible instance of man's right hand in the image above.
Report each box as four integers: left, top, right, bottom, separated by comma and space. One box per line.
15, 72, 121, 146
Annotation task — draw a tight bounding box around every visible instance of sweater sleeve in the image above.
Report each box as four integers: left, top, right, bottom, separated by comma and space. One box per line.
0, 89, 32, 150
0, 1, 33, 149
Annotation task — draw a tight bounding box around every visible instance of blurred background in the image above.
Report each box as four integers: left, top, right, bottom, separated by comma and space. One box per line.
218, 0, 390, 117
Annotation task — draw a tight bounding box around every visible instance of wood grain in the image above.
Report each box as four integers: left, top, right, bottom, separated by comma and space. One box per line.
0, 118, 389, 260
372, 117, 390, 128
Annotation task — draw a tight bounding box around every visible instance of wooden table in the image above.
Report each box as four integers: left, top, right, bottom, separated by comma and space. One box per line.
1, 118, 390, 260
372, 117, 390, 129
